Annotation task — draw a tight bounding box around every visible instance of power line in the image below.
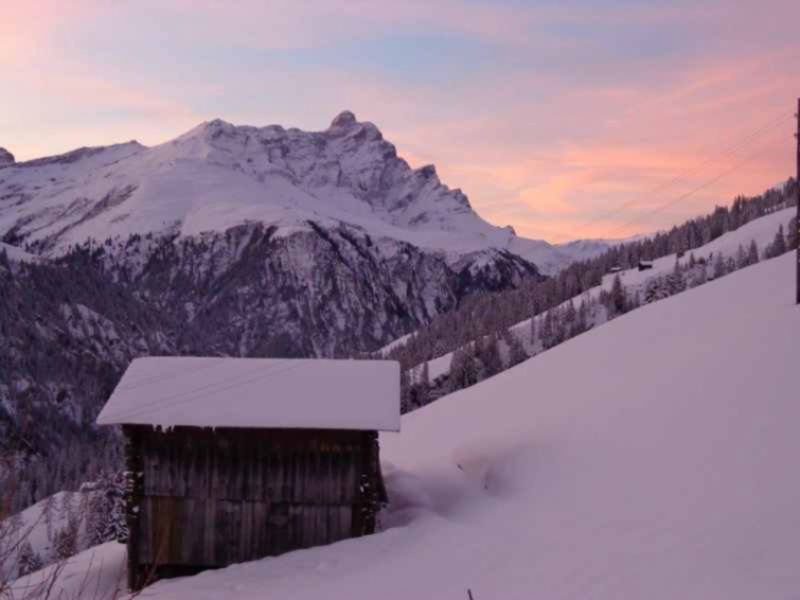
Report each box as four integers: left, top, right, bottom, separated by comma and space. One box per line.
117, 357, 229, 391
567, 110, 793, 240
115, 359, 311, 423
108, 358, 301, 422
109, 358, 297, 420
605, 128, 786, 240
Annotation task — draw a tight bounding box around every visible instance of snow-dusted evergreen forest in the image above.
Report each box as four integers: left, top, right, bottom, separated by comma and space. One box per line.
385, 182, 797, 407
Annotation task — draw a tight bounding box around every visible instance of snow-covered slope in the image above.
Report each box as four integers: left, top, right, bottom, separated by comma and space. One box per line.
1, 492, 88, 581
0, 475, 125, 585
0, 112, 583, 273
18, 251, 799, 599
379, 205, 795, 372
596, 205, 795, 293
0, 241, 41, 263
8, 542, 126, 600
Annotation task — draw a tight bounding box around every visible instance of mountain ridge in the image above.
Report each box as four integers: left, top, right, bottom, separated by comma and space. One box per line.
0, 112, 596, 273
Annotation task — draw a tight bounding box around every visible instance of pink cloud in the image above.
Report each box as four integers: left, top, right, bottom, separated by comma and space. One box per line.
2, 1, 797, 243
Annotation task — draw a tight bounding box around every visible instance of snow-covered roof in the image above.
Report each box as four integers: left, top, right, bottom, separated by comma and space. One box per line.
96, 357, 400, 431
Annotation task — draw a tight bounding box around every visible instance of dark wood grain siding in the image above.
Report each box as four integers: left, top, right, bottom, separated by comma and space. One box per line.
125, 425, 384, 588
138, 427, 365, 503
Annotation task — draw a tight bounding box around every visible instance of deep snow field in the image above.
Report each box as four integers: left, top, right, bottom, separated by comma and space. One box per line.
12, 247, 798, 599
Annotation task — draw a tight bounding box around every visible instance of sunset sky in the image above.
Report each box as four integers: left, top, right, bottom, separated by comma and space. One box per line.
2, 1, 798, 242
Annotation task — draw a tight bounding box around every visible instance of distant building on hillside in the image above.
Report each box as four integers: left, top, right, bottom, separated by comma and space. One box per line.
97, 357, 400, 591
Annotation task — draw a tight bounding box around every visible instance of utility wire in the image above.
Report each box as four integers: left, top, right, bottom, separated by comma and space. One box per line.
117, 357, 229, 391
108, 358, 301, 422
115, 360, 311, 423
108, 358, 296, 419
567, 110, 792, 240
605, 128, 786, 240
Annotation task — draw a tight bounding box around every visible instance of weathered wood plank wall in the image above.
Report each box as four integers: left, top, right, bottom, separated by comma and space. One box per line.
125, 426, 380, 580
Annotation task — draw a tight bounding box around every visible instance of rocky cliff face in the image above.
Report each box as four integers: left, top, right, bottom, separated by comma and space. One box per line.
0, 147, 14, 166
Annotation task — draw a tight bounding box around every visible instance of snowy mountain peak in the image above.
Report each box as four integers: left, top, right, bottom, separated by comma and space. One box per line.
0, 114, 602, 272
0, 147, 15, 166
330, 110, 358, 129
416, 164, 436, 178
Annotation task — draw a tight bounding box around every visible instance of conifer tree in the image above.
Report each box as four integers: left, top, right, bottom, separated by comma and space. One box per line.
725, 256, 736, 274
478, 333, 503, 379
736, 244, 748, 269
667, 258, 686, 295
609, 274, 627, 316
713, 253, 727, 279
505, 329, 528, 367
540, 309, 554, 349
564, 300, 577, 327
43, 494, 55, 542
576, 298, 590, 334
17, 539, 43, 577
54, 511, 79, 560
417, 362, 431, 406
400, 369, 411, 413
631, 289, 641, 310
529, 313, 536, 345
550, 306, 567, 347
787, 216, 798, 250
449, 344, 478, 391
748, 239, 760, 264
769, 225, 787, 257
103, 471, 128, 543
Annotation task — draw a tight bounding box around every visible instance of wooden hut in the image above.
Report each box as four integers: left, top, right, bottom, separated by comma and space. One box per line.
96, 357, 400, 591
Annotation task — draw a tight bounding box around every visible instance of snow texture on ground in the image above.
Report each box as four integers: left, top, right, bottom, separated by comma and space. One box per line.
9, 542, 126, 600
1, 492, 88, 582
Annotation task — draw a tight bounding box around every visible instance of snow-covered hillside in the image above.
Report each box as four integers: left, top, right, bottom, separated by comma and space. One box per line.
0, 112, 590, 274
594, 205, 795, 294
18, 251, 799, 599
395, 205, 796, 381
0, 242, 40, 263
1, 492, 89, 580
0, 475, 126, 583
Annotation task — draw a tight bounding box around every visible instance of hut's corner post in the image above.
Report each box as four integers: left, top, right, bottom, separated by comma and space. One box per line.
356, 431, 384, 535
123, 425, 145, 591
